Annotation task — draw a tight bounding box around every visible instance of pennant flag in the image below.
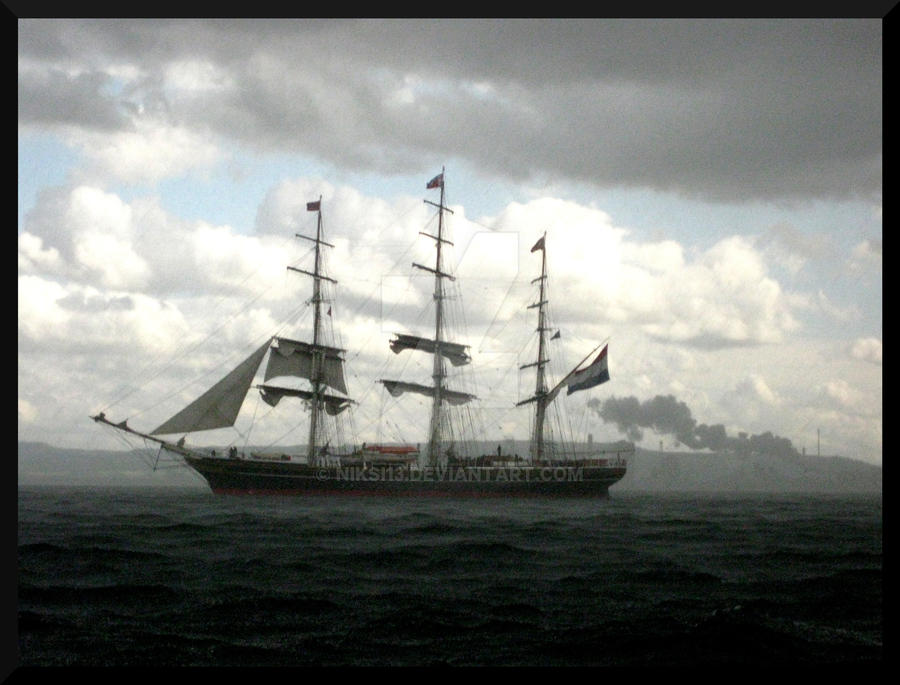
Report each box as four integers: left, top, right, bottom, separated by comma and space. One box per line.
531, 236, 545, 252
551, 330, 561, 340
566, 345, 610, 395
327, 306, 332, 317
426, 173, 444, 189
307, 200, 321, 212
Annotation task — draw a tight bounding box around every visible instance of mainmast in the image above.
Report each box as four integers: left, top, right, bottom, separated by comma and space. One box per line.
379, 169, 476, 466
421, 168, 450, 465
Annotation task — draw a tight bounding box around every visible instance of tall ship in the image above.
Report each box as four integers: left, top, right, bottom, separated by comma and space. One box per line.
92, 171, 630, 496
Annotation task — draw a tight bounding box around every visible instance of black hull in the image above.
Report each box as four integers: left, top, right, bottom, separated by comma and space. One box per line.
184, 456, 626, 497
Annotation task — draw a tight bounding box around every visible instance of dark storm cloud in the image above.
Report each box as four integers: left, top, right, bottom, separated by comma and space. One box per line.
17, 68, 131, 132
589, 394, 800, 459
18, 19, 881, 203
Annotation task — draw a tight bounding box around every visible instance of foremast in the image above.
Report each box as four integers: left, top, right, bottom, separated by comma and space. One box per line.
91, 196, 353, 463
289, 197, 335, 465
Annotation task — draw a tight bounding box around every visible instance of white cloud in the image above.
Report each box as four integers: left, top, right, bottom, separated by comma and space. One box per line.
165, 59, 235, 94
18, 275, 191, 356
636, 235, 797, 346
849, 238, 882, 273
18, 398, 38, 424
16, 173, 880, 463
824, 379, 864, 410
69, 119, 221, 184
850, 337, 881, 365
18, 232, 63, 274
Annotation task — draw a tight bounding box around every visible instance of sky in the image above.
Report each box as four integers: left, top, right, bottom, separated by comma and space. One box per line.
17, 19, 882, 466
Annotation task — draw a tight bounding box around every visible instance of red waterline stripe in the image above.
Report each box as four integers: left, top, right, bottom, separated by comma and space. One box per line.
210, 487, 608, 498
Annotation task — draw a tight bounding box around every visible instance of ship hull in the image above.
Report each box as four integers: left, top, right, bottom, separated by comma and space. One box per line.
183, 456, 626, 497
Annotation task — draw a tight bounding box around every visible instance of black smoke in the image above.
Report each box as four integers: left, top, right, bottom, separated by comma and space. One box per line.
588, 394, 800, 459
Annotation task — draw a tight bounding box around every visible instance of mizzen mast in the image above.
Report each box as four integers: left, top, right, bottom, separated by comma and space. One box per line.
516, 233, 551, 462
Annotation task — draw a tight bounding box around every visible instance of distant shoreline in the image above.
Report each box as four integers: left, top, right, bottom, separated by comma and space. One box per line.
18, 441, 881, 494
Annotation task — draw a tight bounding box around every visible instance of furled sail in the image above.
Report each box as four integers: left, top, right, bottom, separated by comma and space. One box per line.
151, 338, 272, 435
263, 336, 348, 395
389, 333, 471, 366
258, 384, 351, 415
380, 379, 475, 405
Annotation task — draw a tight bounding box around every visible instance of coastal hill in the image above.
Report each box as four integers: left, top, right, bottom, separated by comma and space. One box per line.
17, 441, 881, 494
614, 447, 882, 494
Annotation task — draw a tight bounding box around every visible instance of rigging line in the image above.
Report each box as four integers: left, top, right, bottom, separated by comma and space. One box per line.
350, 411, 382, 441
240, 391, 263, 452
344, 245, 423, 365
125, 327, 275, 424
133, 291, 316, 427
106, 290, 278, 420
101, 229, 301, 413
262, 412, 307, 452
390, 420, 409, 445
331, 200, 428, 355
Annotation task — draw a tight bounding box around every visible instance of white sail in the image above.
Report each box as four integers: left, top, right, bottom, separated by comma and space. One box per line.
380, 379, 475, 406
151, 338, 272, 435
258, 384, 351, 415
389, 333, 471, 366
263, 337, 348, 395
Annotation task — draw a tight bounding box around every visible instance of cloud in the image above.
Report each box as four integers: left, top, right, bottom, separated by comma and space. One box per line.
850, 337, 881, 365
18, 398, 38, 424
18, 275, 191, 356
18, 232, 63, 274
69, 120, 222, 184
824, 379, 865, 410
755, 222, 830, 276
19, 180, 808, 377
637, 236, 798, 346
849, 238, 882, 274
17, 61, 131, 132
18, 19, 882, 204
18, 177, 812, 451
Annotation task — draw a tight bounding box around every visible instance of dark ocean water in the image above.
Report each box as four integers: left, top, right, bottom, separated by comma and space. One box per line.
16, 486, 882, 668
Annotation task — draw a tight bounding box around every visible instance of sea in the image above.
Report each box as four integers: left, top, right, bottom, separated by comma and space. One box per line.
15, 486, 882, 669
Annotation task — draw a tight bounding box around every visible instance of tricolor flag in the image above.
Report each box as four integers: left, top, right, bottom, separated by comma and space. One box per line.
307, 200, 321, 212
426, 173, 444, 189
566, 345, 610, 395
531, 236, 545, 252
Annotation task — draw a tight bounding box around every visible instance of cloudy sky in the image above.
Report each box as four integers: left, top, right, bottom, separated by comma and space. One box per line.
18, 19, 882, 465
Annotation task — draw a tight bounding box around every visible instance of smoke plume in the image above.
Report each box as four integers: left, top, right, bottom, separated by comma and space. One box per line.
587, 394, 800, 459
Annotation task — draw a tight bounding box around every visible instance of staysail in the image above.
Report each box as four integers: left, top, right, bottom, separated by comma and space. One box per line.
151, 338, 272, 435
